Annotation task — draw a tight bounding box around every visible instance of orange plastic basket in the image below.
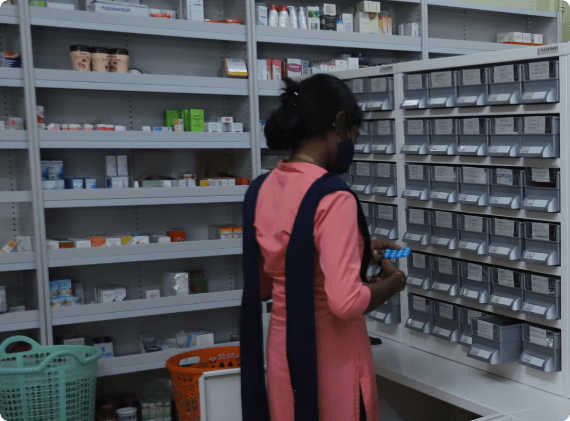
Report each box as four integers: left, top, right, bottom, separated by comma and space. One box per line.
166, 346, 240, 421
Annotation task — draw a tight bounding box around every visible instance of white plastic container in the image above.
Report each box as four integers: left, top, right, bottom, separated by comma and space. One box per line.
116, 407, 137, 421
298, 7, 307, 29
278, 6, 290, 28
288, 6, 298, 28
268, 5, 279, 27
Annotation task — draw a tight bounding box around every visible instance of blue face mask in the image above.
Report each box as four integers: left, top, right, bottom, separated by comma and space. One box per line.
329, 136, 354, 175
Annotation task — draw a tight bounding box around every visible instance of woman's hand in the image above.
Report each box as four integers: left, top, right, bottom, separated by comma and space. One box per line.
370, 239, 401, 265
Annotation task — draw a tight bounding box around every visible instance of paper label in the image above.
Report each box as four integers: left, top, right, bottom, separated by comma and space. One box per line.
467, 263, 483, 281
434, 119, 454, 135
462, 167, 487, 185
408, 165, 425, 180
407, 276, 423, 286
528, 326, 550, 347
352, 79, 364, 93
462, 289, 480, 299
531, 275, 551, 295
376, 163, 392, 178
408, 209, 426, 225
433, 327, 451, 338
412, 253, 426, 269
463, 215, 483, 233
434, 166, 456, 182
376, 205, 394, 221
407, 74, 423, 90
497, 268, 515, 287
495, 117, 515, 134
461, 69, 482, 86
370, 78, 387, 92
470, 347, 492, 359
522, 354, 545, 367
462, 118, 481, 135
407, 120, 425, 135
493, 65, 515, 83
528, 61, 550, 81
376, 120, 392, 135
494, 219, 515, 237
524, 116, 546, 134
413, 296, 427, 312
531, 222, 550, 241
435, 211, 454, 229
432, 282, 451, 292
461, 334, 473, 345
431, 71, 453, 88
467, 310, 482, 325
356, 162, 371, 176
476, 320, 494, 340
408, 319, 425, 329
459, 241, 478, 251
438, 302, 454, 320
496, 168, 514, 186
531, 167, 550, 183
524, 303, 547, 315
438, 257, 453, 275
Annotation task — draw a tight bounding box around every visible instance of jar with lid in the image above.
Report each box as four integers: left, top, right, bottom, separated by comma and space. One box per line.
109, 48, 129, 73
91, 47, 110, 72
278, 6, 290, 27
70, 45, 91, 71
268, 5, 278, 27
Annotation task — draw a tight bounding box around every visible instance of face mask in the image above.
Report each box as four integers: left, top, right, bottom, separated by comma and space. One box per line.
329, 136, 354, 175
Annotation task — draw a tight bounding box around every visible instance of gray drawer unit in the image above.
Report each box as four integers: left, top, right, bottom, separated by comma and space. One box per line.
487, 63, 523, 105
355, 121, 373, 154
369, 294, 401, 324
431, 300, 461, 342
488, 116, 522, 157
488, 218, 523, 261
351, 161, 373, 195
522, 221, 561, 266
374, 204, 398, 240
360, 202, 375, 235
459, 309, 499, 347
406, 294, 434, 334
520, 115, 560, 158
468, 317, 523, 364
372, 163, 397, 197
406, 252, 433, 290
458, 167, 491, 206
367, 77, 395, 111
519, 324, 561, 372
458, 214, 490, 255
430, 211, 459, 250
490, 267, 524, 311
456, 68, 489, 107
430, 256, 460, 296
459, 261, 491, 304
403, 164, 431, 201
347, 78, 371, 112
522, 167, 560, 213
522, 273, 561, 320
430, 166, 460, 203
429, 119, 458, 155
427, 70, 458, 108
371, 120, 396, 154
402, 119, 430, 155
404, 208, 432, 246
457, 117, 490, 156
489, 168, 524, 210
521, 60, 560, 104
401, 73, 429, 109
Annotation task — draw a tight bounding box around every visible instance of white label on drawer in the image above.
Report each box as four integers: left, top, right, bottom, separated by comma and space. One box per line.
523, 91, 547, 101
435, 211, 453, 229
430, 192, 450, 201
496, 168, 514, 186
531, 167, 550, 183
407, 120, 425, 135
532, 222, 550, 241
413, 296, 427, 312
459, 241, 478, 251
376, 163, 392, 178
433, 327, 452, 337
412, 253, 426, 269
361, 203, 370, 217
522, 354, 545, 367
356, 162, 371, 176
531, 275, 551, 295
432, 282, 451, 292
438, 257, 453, 275
462, 69, 481, 86
352, 79, 364, 93
528, 61, 550, 81
370, 77, 388, 92
497, 268, 515, 287
405, 233, 423, 242
464, 215, 484, 233
408, 319, 425, 330
407, 74, 423, 90
462, 118, 481, 135
467, 263, 483, 281
434, 119, 454, 135
462, 289, 480, 299
459, 194, 481, 203
431, 71, 453, 88
495, 117, 515, 134
488, 246, 511, 256
457, 95, 479, 104
492, 295, 513, 307
488, 93, 512, 103
434, 166, 456, 182
524, 303, 548, 315
524, 116, 546, 134
467, 310, 483, 324
528, 326, 549, 347
494, 65, 515, 83
463, 167, 487, 185
520, 146, 545, 155
439, 302, 454, 320
494, 219, 514, 237
461, 334, 473, 345
470, 347, 492, 359
524, 251, 550, 262
376, 205, 394, 220
377, 121, 392, 135
458, 146, 479, 154
408, 209, 425, 225
408, 165, 425, 180
407, 276, 424, 286
476, 320, 494, 340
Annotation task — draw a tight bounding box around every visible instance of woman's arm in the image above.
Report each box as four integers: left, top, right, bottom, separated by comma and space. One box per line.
363, 259, 406, 314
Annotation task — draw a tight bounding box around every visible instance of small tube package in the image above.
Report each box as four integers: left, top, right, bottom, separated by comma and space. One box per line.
208, 225, 234, 240
162, 272, 190, 297
1, 240, 17, 254
220, 58, 248, 78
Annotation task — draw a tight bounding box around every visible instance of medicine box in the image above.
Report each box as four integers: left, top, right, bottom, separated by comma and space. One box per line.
93, 1, 149, 16
105, 155, 118, 177
255, 3, 267, 26
341, 13, 353, 32
284, 59, 303, 78
149, 9, 176, 18
307, 17, 320, 30
521, 273, 560, 320
271, 60, 282, 80
405, 294, 433, 334
93, 340, 114, 359
187, 332, 214, 349
145, 289, 160, 299
64, 178, 84, 189
497, 32, 523, 43
356, 1, 381, 13
41, 160, 64, 181
189, 109, 204, 132
179, 0, 203, 21
206, 122, 223, 133
15, 236, 32, 252
468, 317, 523, 365
532, 34, 544, 44
163, 272, 190, 297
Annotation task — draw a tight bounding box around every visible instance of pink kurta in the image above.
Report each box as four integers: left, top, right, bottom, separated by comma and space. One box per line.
254, 161, 379, 421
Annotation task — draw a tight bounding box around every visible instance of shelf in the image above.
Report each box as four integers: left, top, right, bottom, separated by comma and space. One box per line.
0, 310, 40, 332
48, 239, 243, 267
428, 39, 524, 55
404, 155, 559, 168
404, 103, 560, 118
0, 68, 24, 87
52, 290, 243, 325
39, 131, 252, 149
0, 5, 18, 24
97, 341, 240, 377
256, 26, 422, 52
34, 69, 249, 95
0, 130, 28, 149
258, 80, 283, 97
0, 191, 32, 203
29, 8, 247, 42
427, 0, 558, 18
0, 252, 36, 272
44, 186, 248, 208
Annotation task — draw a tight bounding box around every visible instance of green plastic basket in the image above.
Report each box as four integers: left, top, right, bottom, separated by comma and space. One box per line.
0, 336, 103, 421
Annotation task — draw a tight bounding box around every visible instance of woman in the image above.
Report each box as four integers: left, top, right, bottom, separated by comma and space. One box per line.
241, 74, 407, 421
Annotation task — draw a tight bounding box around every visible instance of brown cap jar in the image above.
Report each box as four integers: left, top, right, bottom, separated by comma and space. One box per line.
70, 45, 91, 72
109, 48, 129, 73
90, 47, 110, 72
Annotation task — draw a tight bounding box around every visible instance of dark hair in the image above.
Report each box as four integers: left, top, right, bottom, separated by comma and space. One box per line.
264, 74, 363, 151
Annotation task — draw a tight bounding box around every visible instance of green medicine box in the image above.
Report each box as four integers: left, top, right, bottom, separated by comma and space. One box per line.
164, 110, 181, 127
190, 270, 208, 294
30, 1, 47, 6
183, 109, 204, 132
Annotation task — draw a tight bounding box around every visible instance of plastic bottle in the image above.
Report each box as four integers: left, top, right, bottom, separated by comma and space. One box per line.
297, 7, 307, 29
287, 6, 298, 28
268, 5, 278, 27
278, 6, 290, 28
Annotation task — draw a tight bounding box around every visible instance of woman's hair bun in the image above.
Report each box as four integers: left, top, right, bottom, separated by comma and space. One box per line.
264, 78, 303, 151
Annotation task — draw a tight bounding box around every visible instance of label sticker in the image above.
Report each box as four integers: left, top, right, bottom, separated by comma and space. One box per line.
459, 241, 478, 251
462, 167, 487, 185
431, 71, 453, 88
467, 263, 483, 282
376, 205, 394, 221
376, 120, 392, 135
413, 296, 427, 312
352, 79, 364, 93
432, 282, 451, 292
495, 168, 514, 186
356, 162, 371, 177
476, 320, 494, 340
524, 303, 547, 315
532, 222, 550, 241
432, 327, 451, 337
463, 215, 484, 233
408, 319, 425, 329
492, 295, 513, 307
537, 45, 559, 56
497, 268, 515, 287
522, 353, 545, 368
461, 69, 481, 86
435, 211, 454, 229
379, 65, 394, 74
531, 167, 551, 183
434, 119, 454, 135
494, 219, 515, 237
430, 192, 450, 201
408, 165, 425, 180
376, 163, 392, 178
462, 289, 480, 299
470, 347, 492, 360
524, 116, 546, 134
437, 257, 453, 275
462, 118, 481, 135
528, 61, 550, 80
493, 65, 515, 83
495, 117, 515, 134
408, 209, 426, 225
434, 166, 456, 182
407, 120, 425, 135
407, 74, 424, 90
461, 334, 473, 345
531, 275, 551, 295
528, 326, 550, 347
370, 77, 387, 92
438, 302, 454, 320
412, 253, 426, 269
